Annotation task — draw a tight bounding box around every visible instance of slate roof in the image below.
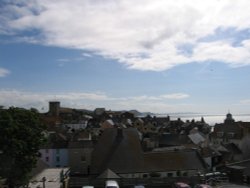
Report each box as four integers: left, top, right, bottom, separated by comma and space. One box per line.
91, 128, 144, 174
239, 122, 250, 128
188, 132, 206, 145
227, 159, 250, 176
97, 168, 121, 179
91, 128, 206, 175
143, 150, 207, 172
41, 132, 68, 149
223, 143, 242, 155
211, 122, 243, 139
159, 134, 192, 147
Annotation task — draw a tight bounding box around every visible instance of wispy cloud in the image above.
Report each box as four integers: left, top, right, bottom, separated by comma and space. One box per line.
239, 99, 250, 105
0, 68, 10, 77
57, 58, 70, 62
161, 93, 190, 99
0, 89, 109, 111
82, 53, 92, 57
126, 93, 190, 101
56, 55, 90, 66
0, 89, 190, 113
2, 0, 250, 71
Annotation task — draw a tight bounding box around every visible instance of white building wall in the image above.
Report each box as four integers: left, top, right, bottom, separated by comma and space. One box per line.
40, 148, 68, 167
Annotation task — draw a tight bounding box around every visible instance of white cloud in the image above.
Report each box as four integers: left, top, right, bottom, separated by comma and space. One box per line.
126, 93, 190, 101
82, 53, 92, 57
0, 89, 190, 113
0, 89, 109, 111
2, 0, 250, 71
0, 68, 10, 77
192, 40, 250, 67
239, 99, 250, 105
161, 93, 190, 99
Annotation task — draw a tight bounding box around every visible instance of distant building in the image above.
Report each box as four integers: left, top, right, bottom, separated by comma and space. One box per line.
210, 113, 244, 147
40, 132, 68, 167
48, 101, 60, 117
94, 108, 106, 116
68, 140, 93, 175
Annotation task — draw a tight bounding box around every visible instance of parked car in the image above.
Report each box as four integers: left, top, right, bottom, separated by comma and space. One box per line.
174, 182, 191, 188
82, 186, 94, 188
134, 185, 145, 188
105, 180, 119, 188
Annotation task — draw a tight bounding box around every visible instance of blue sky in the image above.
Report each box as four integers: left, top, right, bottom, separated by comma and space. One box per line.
1, 0, 250, 114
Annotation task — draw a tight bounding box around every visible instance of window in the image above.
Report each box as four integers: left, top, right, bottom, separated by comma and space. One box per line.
143, 174, 148, 178
56, 156, 60, 162
46, 157, 49, 162
168, 173, 173, 177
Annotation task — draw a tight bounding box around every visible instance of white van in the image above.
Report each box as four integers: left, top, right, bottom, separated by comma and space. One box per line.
105, 180, 119, 188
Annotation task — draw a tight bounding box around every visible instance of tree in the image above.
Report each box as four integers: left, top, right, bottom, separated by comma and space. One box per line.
0, 107, 46, 187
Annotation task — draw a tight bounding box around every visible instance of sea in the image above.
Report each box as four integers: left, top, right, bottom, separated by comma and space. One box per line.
156, 114, 250, 126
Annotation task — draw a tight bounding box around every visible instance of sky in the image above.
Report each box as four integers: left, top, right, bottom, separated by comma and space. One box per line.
1, 0, 250, 114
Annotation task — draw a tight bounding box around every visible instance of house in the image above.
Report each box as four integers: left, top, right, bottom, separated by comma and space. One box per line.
153, 116, 170, 127
63, 122, 88, 131
91, 128, 144, 176
143, 122, 157, 133
40, 132, 68, 167
167, 118, 184, 134
42, 101, 93, 131
68, 140, 93, 175
210, 113, 244, 147
212, 143, 243, 165
158, 133, 193, 148
142, 150, 207, 178
142, 132, 159, 151
90, 128, 206, 179
120, 112, 135, 120
133, 118, 144, 133
210, 114, 250, 161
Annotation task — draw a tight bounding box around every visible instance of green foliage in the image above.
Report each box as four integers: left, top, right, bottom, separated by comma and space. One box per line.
0, 107, 46, 187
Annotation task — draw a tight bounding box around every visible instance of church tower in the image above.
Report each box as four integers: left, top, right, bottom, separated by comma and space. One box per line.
224, 112, 235, 124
